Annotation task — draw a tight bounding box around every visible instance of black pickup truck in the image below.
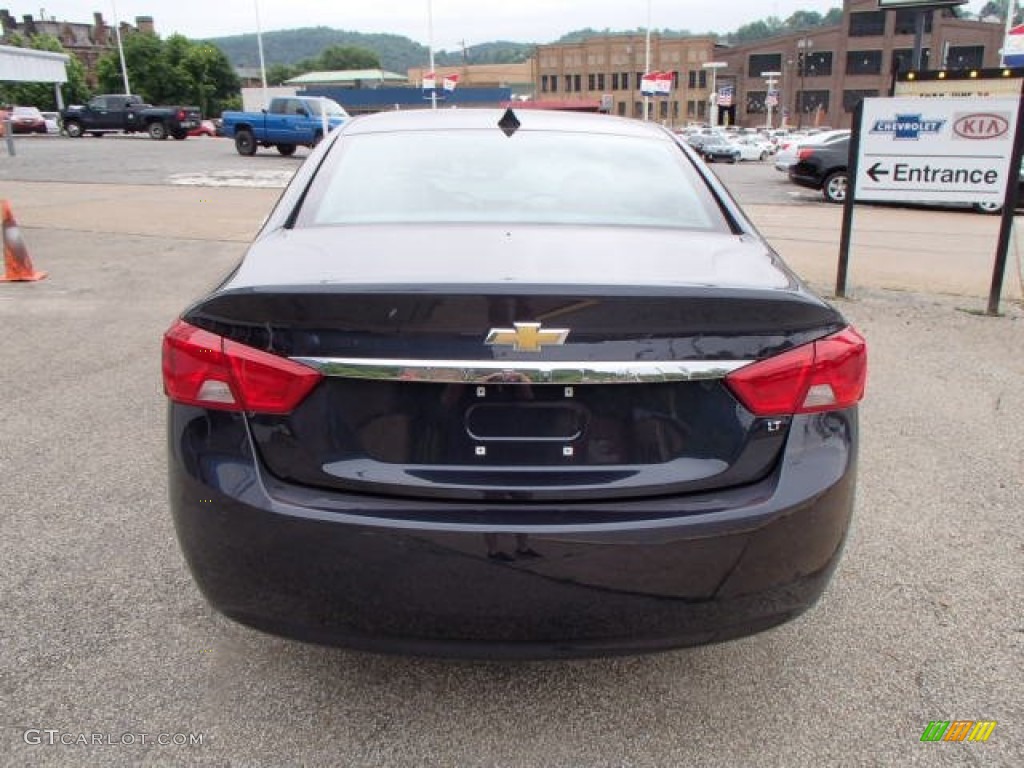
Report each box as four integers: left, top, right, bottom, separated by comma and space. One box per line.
62, 94, 202, 140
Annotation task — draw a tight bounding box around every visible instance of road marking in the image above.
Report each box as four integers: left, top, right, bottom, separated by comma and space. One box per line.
167, 170, 296, 188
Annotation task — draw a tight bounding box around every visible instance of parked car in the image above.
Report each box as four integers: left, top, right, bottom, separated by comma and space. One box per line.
40, 111, 60, 134
62, 94, 201, 140
697, 134, 741, 163
10, 106, 46, 134
162, 108, 867, 658
788, 135, 852, 203
730, 136, 771, 161
221, 96, 349, 156
774, 130, 849, 172
187, 119, 218, 137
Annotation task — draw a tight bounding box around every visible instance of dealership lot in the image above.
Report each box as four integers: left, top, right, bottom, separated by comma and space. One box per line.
1, 136, 1022, 765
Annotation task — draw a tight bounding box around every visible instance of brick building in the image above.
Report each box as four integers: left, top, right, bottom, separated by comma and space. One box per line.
0, 9, 153, 88
532, 0, 1005, 129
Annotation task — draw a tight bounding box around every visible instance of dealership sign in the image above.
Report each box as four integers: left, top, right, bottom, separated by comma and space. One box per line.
855, 97, 1019, 205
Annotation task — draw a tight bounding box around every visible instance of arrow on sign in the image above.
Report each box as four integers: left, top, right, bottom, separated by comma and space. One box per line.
866, 162, 890, 183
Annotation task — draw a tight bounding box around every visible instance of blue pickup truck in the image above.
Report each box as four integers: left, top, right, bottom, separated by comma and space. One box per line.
220, 96, 350, 156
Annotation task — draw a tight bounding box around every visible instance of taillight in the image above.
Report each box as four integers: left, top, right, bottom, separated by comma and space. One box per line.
177, 109, 186, 120
725, 327, 866, 417
797, 147, 816, 161
162, 320, 322, 414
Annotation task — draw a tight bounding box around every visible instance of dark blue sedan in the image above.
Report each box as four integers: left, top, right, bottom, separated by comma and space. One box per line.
163, 109, 866, 658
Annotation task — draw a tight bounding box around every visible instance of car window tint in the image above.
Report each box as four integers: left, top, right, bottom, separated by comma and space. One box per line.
301, 130, 724, 231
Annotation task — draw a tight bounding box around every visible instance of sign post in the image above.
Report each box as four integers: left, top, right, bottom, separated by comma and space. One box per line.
840, 95, 1021, 311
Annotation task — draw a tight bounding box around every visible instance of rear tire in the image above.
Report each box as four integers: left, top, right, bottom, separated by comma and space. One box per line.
276, 144, 297, 156
172, 129, 187, 140
235, 129, 257, 156
823, 171, 849, 204
148, 121, 168, 140
64, 120, 84, 138
972, 201, 1003, 214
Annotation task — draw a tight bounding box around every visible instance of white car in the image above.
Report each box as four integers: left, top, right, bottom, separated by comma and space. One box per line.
731, 137, 771, 161
40, 111, 60, 135
774, 130, 850, 172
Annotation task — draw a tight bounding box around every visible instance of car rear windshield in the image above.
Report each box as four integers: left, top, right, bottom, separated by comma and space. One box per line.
298, 129, 725, 231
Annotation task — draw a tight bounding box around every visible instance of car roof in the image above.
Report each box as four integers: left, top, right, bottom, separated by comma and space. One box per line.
342, 108, 669, 139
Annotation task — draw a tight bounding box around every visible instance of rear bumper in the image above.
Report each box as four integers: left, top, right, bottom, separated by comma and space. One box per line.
168, 406, 858, 658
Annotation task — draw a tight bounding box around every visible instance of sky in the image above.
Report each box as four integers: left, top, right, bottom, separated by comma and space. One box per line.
8, 1, 1002, 51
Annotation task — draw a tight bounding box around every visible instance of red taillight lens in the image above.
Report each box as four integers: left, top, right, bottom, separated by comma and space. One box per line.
797, 147, 816, 161
162, 320, 322, 414
177, 109, 186, 120
725, 327, 867, 417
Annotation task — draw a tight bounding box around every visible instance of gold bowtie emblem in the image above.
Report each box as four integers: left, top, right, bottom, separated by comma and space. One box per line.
485, 322, 569, 352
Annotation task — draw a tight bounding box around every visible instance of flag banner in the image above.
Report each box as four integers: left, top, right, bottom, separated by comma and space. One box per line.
640, 72, 657, 96
765, 89, 778, 107
717, 85, 734, 107
1004, 24, 1024, 67
655, 71, 673, 95
422, 72, 436, 90
442, 74, 460, 92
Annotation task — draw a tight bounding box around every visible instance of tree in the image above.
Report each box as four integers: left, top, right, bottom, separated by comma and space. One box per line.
978, 1, 1023, 23
315, 45, 380, 71
96, 32, 239, 116
0, 33, 90, 109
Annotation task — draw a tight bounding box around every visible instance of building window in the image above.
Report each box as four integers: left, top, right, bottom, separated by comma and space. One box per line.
892, 48, 931, 73
636, 72, 644, 90
843, 89, 878, 113
846, 50, 883, 76
697, 100, 706, 118
746, 90, 767, 114
541, 75, 549, 93
564, 75, 572, 92
621, 72, 630, 90
588, 73, 595, 91
612, 73, 620, 90
617, 101, 627, 116
672, 101, 679, 119
634, 101, 643, 117
672, 71, 680, 89
894, 9, 932, 36
549, 76, 557, 93
574, 74, 582, 92
947, 45, 985, 70
849, 11, 886, 37
597, 73, 606, 90
659, 101, 669, 119
797, 90, 830, 115
748, 53, 783, 78
688, 70, 697, 88
800, 51, 833, 77
687, 100, 697, 117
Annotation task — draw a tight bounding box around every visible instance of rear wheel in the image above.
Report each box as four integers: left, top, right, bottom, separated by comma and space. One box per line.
276, 144, 297, 156
972, 201, 1003, 214
235, 129, 257, 156
64, 120, 84, 138
172, 129, 187, 140
312, 131, 324, 147
823, 171, 849, 204
148, 121, 168, 140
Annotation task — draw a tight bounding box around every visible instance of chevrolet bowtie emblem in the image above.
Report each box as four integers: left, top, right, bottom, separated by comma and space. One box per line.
485, 322, 569, 352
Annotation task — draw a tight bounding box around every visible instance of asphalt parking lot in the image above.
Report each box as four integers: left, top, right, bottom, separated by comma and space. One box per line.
1, 134, 1022, 766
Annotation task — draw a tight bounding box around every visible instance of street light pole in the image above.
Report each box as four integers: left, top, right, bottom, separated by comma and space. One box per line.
427, 0, 437, 110
643, 0, 651, 121
110, 0, 131, 95
254, 0, 268, 109
796, 37, 812, 130
702, 61, 727, 127
762, 71, 781, 130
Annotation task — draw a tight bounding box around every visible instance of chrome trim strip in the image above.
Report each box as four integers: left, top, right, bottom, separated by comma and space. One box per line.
291, 357, 753, 384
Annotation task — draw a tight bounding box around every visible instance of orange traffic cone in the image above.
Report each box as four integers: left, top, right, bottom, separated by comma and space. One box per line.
0, 199, 46, 282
